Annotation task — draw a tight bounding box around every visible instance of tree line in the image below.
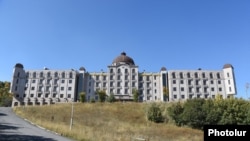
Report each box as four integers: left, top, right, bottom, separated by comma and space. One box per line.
146, 98, 250, 130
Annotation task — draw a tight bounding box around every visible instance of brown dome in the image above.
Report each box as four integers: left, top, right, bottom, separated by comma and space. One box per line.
160, 67, 167, 71
223, 64, 234, 69
112, 52, 135, 65
15, 63, 24, 68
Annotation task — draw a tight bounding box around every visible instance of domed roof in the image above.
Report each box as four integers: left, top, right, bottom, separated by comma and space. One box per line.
160, 67, 167, 71
79, 67, 86, 71
15, 63, 24, 68
223, 64, 234, 69
112, 52, 135, 65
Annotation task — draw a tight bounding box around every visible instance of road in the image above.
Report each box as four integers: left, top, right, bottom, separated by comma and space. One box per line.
0, 107, 75, 141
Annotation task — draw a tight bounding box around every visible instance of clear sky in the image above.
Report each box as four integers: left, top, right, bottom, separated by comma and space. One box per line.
0, 0, 249, 99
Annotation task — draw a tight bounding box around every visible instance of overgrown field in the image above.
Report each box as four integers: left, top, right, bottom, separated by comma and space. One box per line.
13, 102, 203, 141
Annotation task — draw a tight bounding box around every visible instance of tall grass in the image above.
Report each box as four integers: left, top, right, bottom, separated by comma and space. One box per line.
13, 102, 203, 141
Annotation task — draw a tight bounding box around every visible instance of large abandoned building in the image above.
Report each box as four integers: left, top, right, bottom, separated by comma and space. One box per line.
10, 52, 237, 107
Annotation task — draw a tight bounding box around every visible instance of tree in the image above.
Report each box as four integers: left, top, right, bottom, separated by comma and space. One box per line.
163, 86, 169, 101
97, 90, 106, 102
132, 88, 139, 102
107, 92, 116, 103
79, 92, 86, 103
0, 81, 12, 107
146, 103, 164, 123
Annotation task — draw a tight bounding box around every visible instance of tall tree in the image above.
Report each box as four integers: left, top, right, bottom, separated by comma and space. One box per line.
97, 90, 106, 102
0, 81, 12, 107
132, 88, 139, 102
163, 86, 169, 101
79, 92, 86, 103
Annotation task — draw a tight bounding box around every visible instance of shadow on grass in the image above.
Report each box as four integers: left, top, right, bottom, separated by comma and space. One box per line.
0, 123, 57, 141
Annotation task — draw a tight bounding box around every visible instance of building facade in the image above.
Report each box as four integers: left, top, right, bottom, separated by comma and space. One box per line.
10, 52, 237, 107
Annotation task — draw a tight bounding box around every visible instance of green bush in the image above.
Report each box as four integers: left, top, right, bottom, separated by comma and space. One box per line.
146, 103, 164, 123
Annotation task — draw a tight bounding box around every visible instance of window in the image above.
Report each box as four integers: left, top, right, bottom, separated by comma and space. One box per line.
117, 82, 121, 87
40, 72, 43, 77
181, 95, 185, 99
103, 76, 106, 80
68, 87, 72, 91
110, 69, 113, 73
31, 87, 35, 90
218, 87, 222, 91
180, 72, 183, 78
61, 87, 64, 90
132, 69, 135, 73
30, 94, 34, 97
181, 87, 184, 91
187, 73, 191, 78
110, 75, 113, 80
194, 73, 198, 78
173, 80, 176, 84
68, 94, 71, 98
228, 80, 231, 85
103, 82, 106, 87
69, 72, 73, 78
172, 73, 176, 78
202, 73, 206, 78
229, 87, 232, 92
54, 79, 58, 84
47, 72, 51, 78
154, 89, 157, 93
196, 80, 199, 85
173, 95, 177, 99
33, 72, 36, 78
211, 87, 214, 91
96, 75, 99, 80
188, 80, 192, 85
132, 75, 136, 80
125, 82, 128, 87
54, 72, 58, 77
16, 79, 19, 84
189, 87, 192, 93
217, 73, 220, 79
227, 73, 230, 77
60, 94, 64, 98
218, 80, 221, 84
210, 80, 214, 84
180, 80, 184, 84
62, 72, 65, 78
196, 87, 200, 92
203, 80, 207, 85
132, 82, 135, 87
117, 68, 121, 73
46, 86, 49, 91
209, 73, 213, 79
61, 80, 65, 83
53, 86, 57, 91
173, 87, 176, 91
69, 80, 72, 83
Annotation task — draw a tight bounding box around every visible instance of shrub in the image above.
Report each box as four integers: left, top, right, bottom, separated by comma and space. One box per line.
146, 103, 164, 123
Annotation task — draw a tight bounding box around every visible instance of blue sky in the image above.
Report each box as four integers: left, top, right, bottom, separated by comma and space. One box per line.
0, 0, 249, 99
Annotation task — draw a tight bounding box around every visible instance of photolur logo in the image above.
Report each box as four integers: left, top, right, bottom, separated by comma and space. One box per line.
204, 125, 250, 141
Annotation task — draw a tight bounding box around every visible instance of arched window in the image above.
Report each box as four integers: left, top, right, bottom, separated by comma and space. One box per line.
62, 72, 65, 78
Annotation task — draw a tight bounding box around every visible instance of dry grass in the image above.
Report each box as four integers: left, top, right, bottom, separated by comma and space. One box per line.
13, 102, 203, 141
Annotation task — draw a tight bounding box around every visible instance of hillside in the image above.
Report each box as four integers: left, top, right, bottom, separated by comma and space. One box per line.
13, 102, 203, 141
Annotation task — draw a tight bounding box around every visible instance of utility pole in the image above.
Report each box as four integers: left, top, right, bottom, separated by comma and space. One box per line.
70, 99, 74, 131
